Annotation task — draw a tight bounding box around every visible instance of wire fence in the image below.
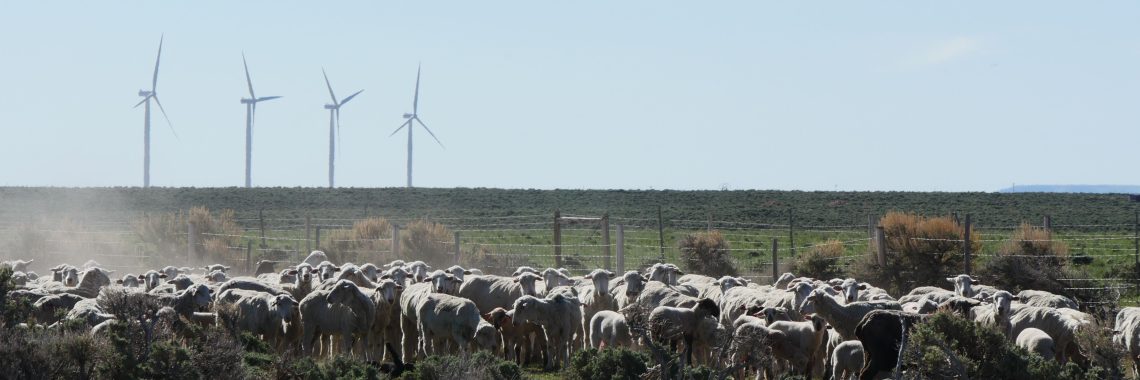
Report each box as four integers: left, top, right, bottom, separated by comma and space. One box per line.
1, 210, 1139, 309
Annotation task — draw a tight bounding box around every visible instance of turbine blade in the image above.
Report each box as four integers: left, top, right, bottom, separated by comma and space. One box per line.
134, 96, 150, 108
322, 68, 337, 104
153, 95, 178, 139
389, 120, 410, 137
340, 90, 363, 106
415, 117, 443, 148
242, 52, 255, 99
152, 34, 163, 92
256, 96, 281, 102
412, 63, 421, 114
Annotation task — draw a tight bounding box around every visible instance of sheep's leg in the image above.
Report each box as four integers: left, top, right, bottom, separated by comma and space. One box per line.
401, 317, 418, 363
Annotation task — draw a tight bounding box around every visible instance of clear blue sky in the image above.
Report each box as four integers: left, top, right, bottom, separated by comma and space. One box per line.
1, 1, 1137, 191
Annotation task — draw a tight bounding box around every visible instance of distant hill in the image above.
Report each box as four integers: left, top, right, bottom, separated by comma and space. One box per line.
997, 185, 1140, 194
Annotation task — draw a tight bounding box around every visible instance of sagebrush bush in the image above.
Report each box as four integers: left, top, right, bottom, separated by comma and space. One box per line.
980, 223, 1071, 294
327, 217, 393, 264
404, 351, 521, 380
677, 230, 738, 277
137, 207, 242, 266
401, 220, 455, 265
852, 212, 978, 295
790, 239, 846, 280
566, 348, 650, 380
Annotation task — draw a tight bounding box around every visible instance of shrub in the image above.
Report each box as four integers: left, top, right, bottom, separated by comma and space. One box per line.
677, 230, 738, 277
326, 217, 393, 264
401, 220, 455, 265
403, 351, 521, 380
790, 239, 846, 280
566, 348, 650, 380
138, 207, 242, 265
852, 212, 978, 295
980, 223, 1070, 294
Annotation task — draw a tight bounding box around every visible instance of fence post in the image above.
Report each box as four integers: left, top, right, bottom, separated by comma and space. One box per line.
392, 224, 401, 258
771, 238, 779, 281
657, 206, 666, 261
788, 209, 796, 256
602, 213, 611, 271
875, 226, 886, 266
553, 210, 562, 268
259, 209, 266, 248
616, 224, 625, 274
315, 226, 322, 251
1134, 210, 1138, 266
246, 240, 252, 273
963, 214, 972, 276
454, 231, 461, 266
707, 213, 712, 232
1043, 215, 1052, 241
305, 215, 312, 253
187, 221, 196, 263
868, 215, 875, 256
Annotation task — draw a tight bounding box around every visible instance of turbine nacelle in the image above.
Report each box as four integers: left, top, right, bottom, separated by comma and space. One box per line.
240, 98, 254, 104
402, 113, 414, 119
324, 104, 338, 110
138, 90, 153, 97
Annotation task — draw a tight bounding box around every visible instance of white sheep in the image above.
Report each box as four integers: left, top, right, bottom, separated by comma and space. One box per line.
830, 340, 863, 380
609, 270, 651, 309
137, 270, 166, 291
414, 292, 488, 356
946, 274, 980, 298
366, 279, 403, 360
1017, 289, 1079, 309
33, 293, 86, 324
457, 273, 539, 313
216, 289, 299, 349
299, 279, 376, 359
302, 251, 330, 267
158, 283, 213, 318
799, 288, 901, 340
204, 263, 231, 274
398, 271, 460, 362
1114, 307, 1140, 375
1016, 327, 1056, 360
579, 269, 617, 345
405, 261, 432, 282
589, 310, 633, 349
647, 298, 720, 367
1009, 305, 1083, 363
761, 281, 817, 321
541, 268, 574, 292
513, 294, 583, 370
315, 261, 340, 281
217, 278, 290, 296
768, 315, 829, 377
444, 265, 472, 282
2, 259, 34, 272
116, 274, 141, 288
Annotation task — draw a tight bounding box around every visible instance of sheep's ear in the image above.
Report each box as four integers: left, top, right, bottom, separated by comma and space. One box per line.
1011, 296, 1020, 301
421, 278, 432, 283
831, 285, 842, 291
116, 279, 123, 284
395, 285, 404, 290
641, 275, 650, 281
513, 278, 520, 283
675, 270, 685, 275
223, 266, 231, 270
380, 274, 390, 280
712, 281, 721, 286
159, 274, 167, 278
481, 312, 493, 323
583, 274, 593, 279
606, 271, 615, 277
333, 267, 342, 272
287, 270, 298, 275
858, 284, 867, 290
138, 275, 145, 280
464, 270, 472, 275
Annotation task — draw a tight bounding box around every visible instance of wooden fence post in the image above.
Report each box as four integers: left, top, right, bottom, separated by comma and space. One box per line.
788, 209, 796, 256
305, 215, 312, 253
315, 226, 322, 251
259, 209, 266, 248
1134, 210, 1138, 266
771, 238, 779, 281
1043, 215, 1052, 241
454, 231, 461, 266
875, 226, 886, 266
246, 240, 252, 273
392, 224, 401, 258
707, 213, 713, 232
602, 213, 611, 271
187, 222, 196, 263
657, 206, 666, 261
553, 210, 562, 268
616, 224, 625, 274
868, 215, 875, 256
963, 214, 972, 276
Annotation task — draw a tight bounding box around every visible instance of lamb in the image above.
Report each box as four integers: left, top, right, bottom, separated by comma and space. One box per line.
302, 250, 330, 267
1016, 327, 1056, 360
366, 279, 403, 360
589, 310, 633, 349
799, 288, 901, 340
216, 289, 299, 348
513, 294, 584, 370
414, 292, 486, 355
1017, 289, 1079, 309
485, 307, 546, 364
855, 310, 927, 380
768, 315, 830, 377
831, 340, 864, 380
474, 319, 502, 354
204, 264, 231, 274
647, 298, 720, 367
205, 270, 229, 283
1009, 305, 1083, 363
299, 280, 376, 359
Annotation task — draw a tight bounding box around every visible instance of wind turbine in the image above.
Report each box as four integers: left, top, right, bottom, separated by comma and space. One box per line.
321, 69, 363, 188
134, 35, 175, 188
240, 53, 281, 188
390, 64, 443, 188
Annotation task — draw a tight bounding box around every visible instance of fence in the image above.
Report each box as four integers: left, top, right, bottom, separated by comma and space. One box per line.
1, 209, 1138, 309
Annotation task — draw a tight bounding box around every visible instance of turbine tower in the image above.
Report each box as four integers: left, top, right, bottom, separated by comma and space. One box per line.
134, 35, 175, 188
389, 64, 443, 188
321, 69, 363, 188
240, 53, 281, 188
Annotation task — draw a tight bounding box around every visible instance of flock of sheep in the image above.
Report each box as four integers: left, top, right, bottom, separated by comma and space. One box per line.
3, 253, 1140, 379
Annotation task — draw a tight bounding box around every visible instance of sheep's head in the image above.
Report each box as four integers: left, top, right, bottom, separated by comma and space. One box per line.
511, 266, 538, 277
445, 265, 472, 282
541, 268, 573, 289
82, 260, 101, 269
484, 307, 510, 329
383, 267, 409, 288
206, 270, 228, 283
773, 272, 796, 288
616, 271, 649, 298
695, 298, 720, 319
946, 274, 978, 298
359, 263, 380, 282
791, 282, 816, 315
513, 272, 542, 297
426, 272, 462, 295
317, 261, 341, 281
204, 264, 231, 274
374, 279, 402, 305
280, 269, 299, 284
59, 267, 80, 287
271, 294, 299, 319
990, 290, 1017, 318
405, 261, 431, 282
159, 266, 182, 280
713, 276, 746, 293
474, 322, 502, 352
140, 271, 166, 291
647, 263, 682, 285
585, 269, 616, 295
382, 259, 406, 270
511, 296, 540, 326
937, 297, 982, 317
832, 278, 865, 303
295, 264, 315, 285
799, 289, 830, 315
189, 284, 213, 310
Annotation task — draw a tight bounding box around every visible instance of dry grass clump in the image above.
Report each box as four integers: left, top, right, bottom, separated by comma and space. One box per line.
852, 212, 978, 295
791, 239, 846, 280
401, 220, 454, 265
326, 217, 393, 264
678, 230, 737, 277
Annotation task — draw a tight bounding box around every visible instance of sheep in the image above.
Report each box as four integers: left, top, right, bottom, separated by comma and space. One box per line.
799, 288, 902, 340
204, 270, 229, 283
1009, 305, 1083, 363
159, 266, 188, 279
405, 261, 432, 282
647, 298, 720, 367
149, 274, 194, 294
299, 279, 376, 359
216, 289, 299, 348
610, 270, 651, 309
217, 278, 290, 296
139, 270, 166, 291
541, 268, 574, 291
768, 315, 829, 377
457, 273, 539, 314
761, 281, 817, 321
2, 259, 34, 272
50, 264, 80, 287
1017, 289, 1079, 309
382, 259, 406, 269
831, 340, 864, 380
315, 261, 341, 281
647, 263, 683, 285
116, 274, 141, 288
835, 278, 866, 303
399, 272, 460, 362
287, 265, 317, 301
855, 310, 927, 380
32, 293, 86, 324
696, 275, 746, 303
366, 279, 403, 360
65, 298, 114, 327
445, 265, 472, 282
719, 285, 776, 326
634, 281, 701, 312
946, 274, 980, 298
579, 269, 617, 344
1017, 327, 1056, 360
901, 297, 939, 314
1113, 307, 1140, 376
253, 260, 278, 276
474, 319, 502, 354
589, 310, 633, 349
513, 293, 583, 370
484, 306, 546, 364
204, 264, 231, 274
45, 267, 111, 298
774, 272, 797, 289
512, 266, 539, 276
158, 284, 213, 318
414, 292, 486, 356
302, 251, 330, 266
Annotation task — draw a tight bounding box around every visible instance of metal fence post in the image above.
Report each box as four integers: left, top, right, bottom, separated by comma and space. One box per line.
187, 221, 196, 263
657, 206, 666, 261
771, 238, 779, 281
305, 215, 312, 253
392, 224, 401, 258
553, 210, 562, 268
246, 240, 252, 273
788, 209, 796, 256
454, 231, 461, 266
963, 214, 972, 276
875, 226, 887, 266
602, 213, 611, 271
616, 224, 625, 274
